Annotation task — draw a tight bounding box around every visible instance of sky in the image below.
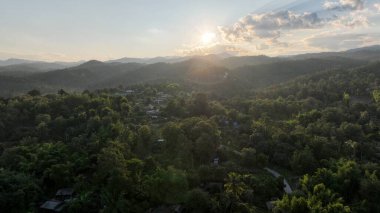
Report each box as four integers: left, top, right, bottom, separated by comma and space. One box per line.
0, 0, 380, 61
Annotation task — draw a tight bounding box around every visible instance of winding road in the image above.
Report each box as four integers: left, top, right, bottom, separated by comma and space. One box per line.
264, 167, 293, 194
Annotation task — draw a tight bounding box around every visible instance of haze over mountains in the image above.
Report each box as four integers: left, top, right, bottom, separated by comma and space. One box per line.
0, 59, 84, 77
0, 45, 379, 97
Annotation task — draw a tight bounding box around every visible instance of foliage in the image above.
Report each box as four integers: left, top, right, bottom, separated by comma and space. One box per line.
1, 62, 380, 212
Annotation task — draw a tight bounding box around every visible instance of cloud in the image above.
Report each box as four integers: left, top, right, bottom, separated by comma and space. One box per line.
179, 44, 249, 56
219, 10, 324, 42
330, 11, 369, 27
306, 33, 380, 51
182, 2, 378, 57
323, 0, 364, 11
256, 43, 269, 50
374, 3, 380, 12
218, 8, 371, 45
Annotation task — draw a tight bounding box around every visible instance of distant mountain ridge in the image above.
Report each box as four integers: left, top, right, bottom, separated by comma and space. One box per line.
290, 45, 380, 61
0, 58, 34, 66
29, 60, 144, 89
0, 59, 84, 77
0, 45, 379, 97
106, 56, 189, 64
2, 45, 380, 67
0, 58, 83, 67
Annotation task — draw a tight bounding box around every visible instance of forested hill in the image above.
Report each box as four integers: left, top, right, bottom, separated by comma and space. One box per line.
1, 45, 380, 97
0, 55, 369, 97
291, 45, 380, 61
228, 57, 366, 90
1, 62, 380, 212
260, 61, 380, 101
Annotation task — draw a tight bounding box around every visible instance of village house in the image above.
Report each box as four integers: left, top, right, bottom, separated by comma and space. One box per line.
148, 204, 185, 213
123, 89, 135, 96
40, 188, 74, 212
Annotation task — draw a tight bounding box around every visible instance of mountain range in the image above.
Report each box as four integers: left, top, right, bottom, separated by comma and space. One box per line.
0, 45, 379, 97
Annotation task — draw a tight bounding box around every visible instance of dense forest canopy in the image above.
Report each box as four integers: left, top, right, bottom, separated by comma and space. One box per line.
3, 0, 380, 208
1, 57, 380, 212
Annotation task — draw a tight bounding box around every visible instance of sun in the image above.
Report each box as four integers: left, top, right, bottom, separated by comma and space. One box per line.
201, 32, 216, 44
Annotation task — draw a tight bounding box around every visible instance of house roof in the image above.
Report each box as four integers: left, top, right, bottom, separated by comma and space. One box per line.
40, 200, 65, 212
56, 188, 74, 196
149, 205, 184, 213
150, 206, 171, 213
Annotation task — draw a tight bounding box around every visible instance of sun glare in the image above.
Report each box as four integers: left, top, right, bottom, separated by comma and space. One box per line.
201, 32, 216, 44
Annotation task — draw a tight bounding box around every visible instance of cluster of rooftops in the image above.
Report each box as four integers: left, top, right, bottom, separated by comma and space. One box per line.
40, 188, 74, 212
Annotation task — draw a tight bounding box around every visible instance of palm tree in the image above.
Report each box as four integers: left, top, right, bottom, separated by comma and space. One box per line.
224, 172, 248, 212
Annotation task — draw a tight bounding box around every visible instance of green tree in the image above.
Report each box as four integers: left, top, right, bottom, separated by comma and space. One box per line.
224, 172, 247, 201
290, 147, 318, 174
241, 148, 256, 168
145, 167, 188, 204
190, 93, 210, 116
27, 89, 41, 96
275, 184, 350, 213
185, 188, 212, 213
372, 90, 380, 103
0, 169, 41, 213
343, 92, 350, 107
